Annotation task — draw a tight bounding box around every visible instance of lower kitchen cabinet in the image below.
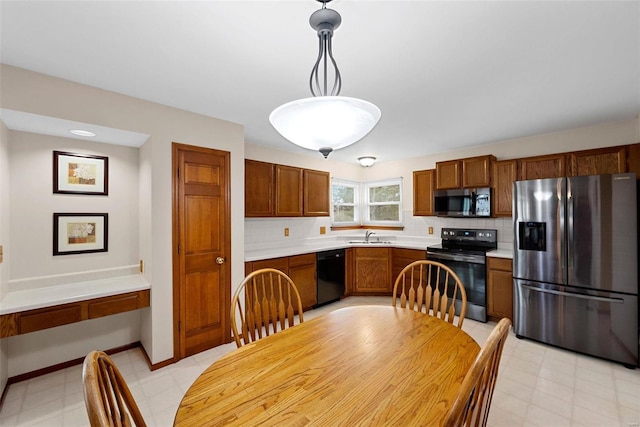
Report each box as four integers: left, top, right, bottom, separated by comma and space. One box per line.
352, 247, 392, 295
288, 253, 317, 310
487, 257, 513, 322
245, 254, 317, 311
391, 248, 425, 283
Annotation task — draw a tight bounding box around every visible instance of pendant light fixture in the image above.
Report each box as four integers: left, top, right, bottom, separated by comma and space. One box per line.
269, 0, 381, 159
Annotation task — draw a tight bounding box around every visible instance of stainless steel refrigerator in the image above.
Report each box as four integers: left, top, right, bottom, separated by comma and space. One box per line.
513, 173, 638, 367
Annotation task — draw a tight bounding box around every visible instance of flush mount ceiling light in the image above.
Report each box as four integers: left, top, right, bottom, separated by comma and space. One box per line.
70, 129, 96, 137
269, 0, 381, 159
358, 156, 376, 167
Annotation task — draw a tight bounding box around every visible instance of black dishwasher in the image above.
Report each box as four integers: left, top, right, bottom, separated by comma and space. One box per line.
316, 249, 345, 307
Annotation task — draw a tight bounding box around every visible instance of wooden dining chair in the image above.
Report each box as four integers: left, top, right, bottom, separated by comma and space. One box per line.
82, 350, 146, 427
443, 318, 511, 427
392, 260, 467, 328
231, 268, 304, 348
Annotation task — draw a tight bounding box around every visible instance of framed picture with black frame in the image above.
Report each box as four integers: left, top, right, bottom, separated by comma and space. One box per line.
53, 151, 109, 195
53, 213, 108, 255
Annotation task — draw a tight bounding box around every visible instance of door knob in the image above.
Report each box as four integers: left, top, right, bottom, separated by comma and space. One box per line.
216, 256, 225, 265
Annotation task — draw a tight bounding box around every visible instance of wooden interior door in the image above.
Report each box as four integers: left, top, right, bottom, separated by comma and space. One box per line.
173, 143, 231, 359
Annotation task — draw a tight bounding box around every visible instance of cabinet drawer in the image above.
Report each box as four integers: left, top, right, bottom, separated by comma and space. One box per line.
19, 305, 82, 334
289, 253, 316, 268
487, 257, 512, 272
88, 292, 145, 319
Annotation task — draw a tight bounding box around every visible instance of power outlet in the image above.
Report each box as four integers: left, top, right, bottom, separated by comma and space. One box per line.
139, 260, 144, 273
428, 226, 434, 235
284, 228, 289, 237
320, 226, 326, 235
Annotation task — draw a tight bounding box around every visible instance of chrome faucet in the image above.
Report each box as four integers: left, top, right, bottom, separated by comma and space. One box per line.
365, 230, 376, 242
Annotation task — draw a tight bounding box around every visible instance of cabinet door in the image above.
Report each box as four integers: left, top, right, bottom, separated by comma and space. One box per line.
413, 169, 435, 216
303, 169, 330, 216
435, 160, 461, 190
462, 155, 495, 188
275, 165, 303, 217
487, 257, 513, 321
353, 248, 392, 294
518, 154, 566, 180
245, 160, 274, 217
391, 248, 425, 295
288, 253, 317, 310
628, 143, 640, 177
492, 160, 517, 217
568, 146, 627, 176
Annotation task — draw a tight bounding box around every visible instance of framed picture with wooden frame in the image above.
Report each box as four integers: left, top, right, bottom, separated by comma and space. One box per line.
53, 213, 108, 255
53, 151, 109, 195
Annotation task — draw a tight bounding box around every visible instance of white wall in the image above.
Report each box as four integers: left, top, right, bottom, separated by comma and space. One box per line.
8, 132, 139, 279
0, 119, 10, 392
0, 64, 245, 378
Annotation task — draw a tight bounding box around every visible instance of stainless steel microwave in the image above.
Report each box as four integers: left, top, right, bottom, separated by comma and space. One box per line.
434, 187, 491, 217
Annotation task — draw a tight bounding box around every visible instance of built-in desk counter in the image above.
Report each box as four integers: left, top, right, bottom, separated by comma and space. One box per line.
0, 275, 150, 338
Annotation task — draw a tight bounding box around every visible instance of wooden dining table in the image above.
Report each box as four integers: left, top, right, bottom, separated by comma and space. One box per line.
174, 305, 480, 426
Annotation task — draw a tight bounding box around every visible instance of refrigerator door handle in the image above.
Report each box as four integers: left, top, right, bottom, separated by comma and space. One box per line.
521, 284, 624, 304
565, 179, 572, 271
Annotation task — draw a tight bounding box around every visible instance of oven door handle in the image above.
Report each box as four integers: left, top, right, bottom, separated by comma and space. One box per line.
426, 251, 485, 264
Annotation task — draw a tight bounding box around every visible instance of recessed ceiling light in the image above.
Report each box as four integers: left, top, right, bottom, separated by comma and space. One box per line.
70, 129, 96, 137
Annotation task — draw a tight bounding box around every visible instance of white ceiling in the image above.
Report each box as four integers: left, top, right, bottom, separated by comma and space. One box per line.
1, 0, 638, 165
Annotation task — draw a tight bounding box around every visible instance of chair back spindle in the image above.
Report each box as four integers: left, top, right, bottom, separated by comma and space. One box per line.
231, 268, 304, 347
392, 260, 467, 328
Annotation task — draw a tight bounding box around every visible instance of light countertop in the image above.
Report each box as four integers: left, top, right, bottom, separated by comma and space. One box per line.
0, 274, 150, 315
487, 248, 513, 259
246, 236, 513, 262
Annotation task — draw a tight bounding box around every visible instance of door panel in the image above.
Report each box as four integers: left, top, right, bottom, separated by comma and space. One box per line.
514, 279, 638, 366
173, 143, 231, 359
567, 174, 637, 293
513, 178, 566, 285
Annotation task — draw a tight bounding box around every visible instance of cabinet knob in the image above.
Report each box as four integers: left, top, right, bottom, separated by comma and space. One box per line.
216, 257, 225, 265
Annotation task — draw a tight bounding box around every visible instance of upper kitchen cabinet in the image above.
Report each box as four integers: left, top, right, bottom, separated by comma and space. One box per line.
275, 164, 304, 216
436, 155, 495, 189
568, 146, 627, 176
462, 155, 496, 188
245, 159, 275, 217
435, 160, 461, 189
303, 169, 330, 216
246, 160, 330, 217
518, 153, 566, 180
492, 159, 517, 217
413, 169, 435, 216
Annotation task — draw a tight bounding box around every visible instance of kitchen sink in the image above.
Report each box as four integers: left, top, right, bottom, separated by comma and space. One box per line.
347, 240, 393, 245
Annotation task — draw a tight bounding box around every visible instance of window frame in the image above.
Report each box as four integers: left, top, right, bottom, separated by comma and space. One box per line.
362, 178, 403, 226
330, 178, 360, 226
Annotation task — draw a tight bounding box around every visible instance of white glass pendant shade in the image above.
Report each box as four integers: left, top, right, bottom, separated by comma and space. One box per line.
270, 96, 381, 156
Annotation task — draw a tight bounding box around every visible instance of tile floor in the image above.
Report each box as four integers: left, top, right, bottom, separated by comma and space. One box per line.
1, 296, 639, 426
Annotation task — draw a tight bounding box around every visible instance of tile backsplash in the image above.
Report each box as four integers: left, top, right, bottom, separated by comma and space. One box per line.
245, 211, 514, 249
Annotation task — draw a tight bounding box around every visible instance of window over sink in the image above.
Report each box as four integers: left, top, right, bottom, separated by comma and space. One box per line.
331, 177, 403, 227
